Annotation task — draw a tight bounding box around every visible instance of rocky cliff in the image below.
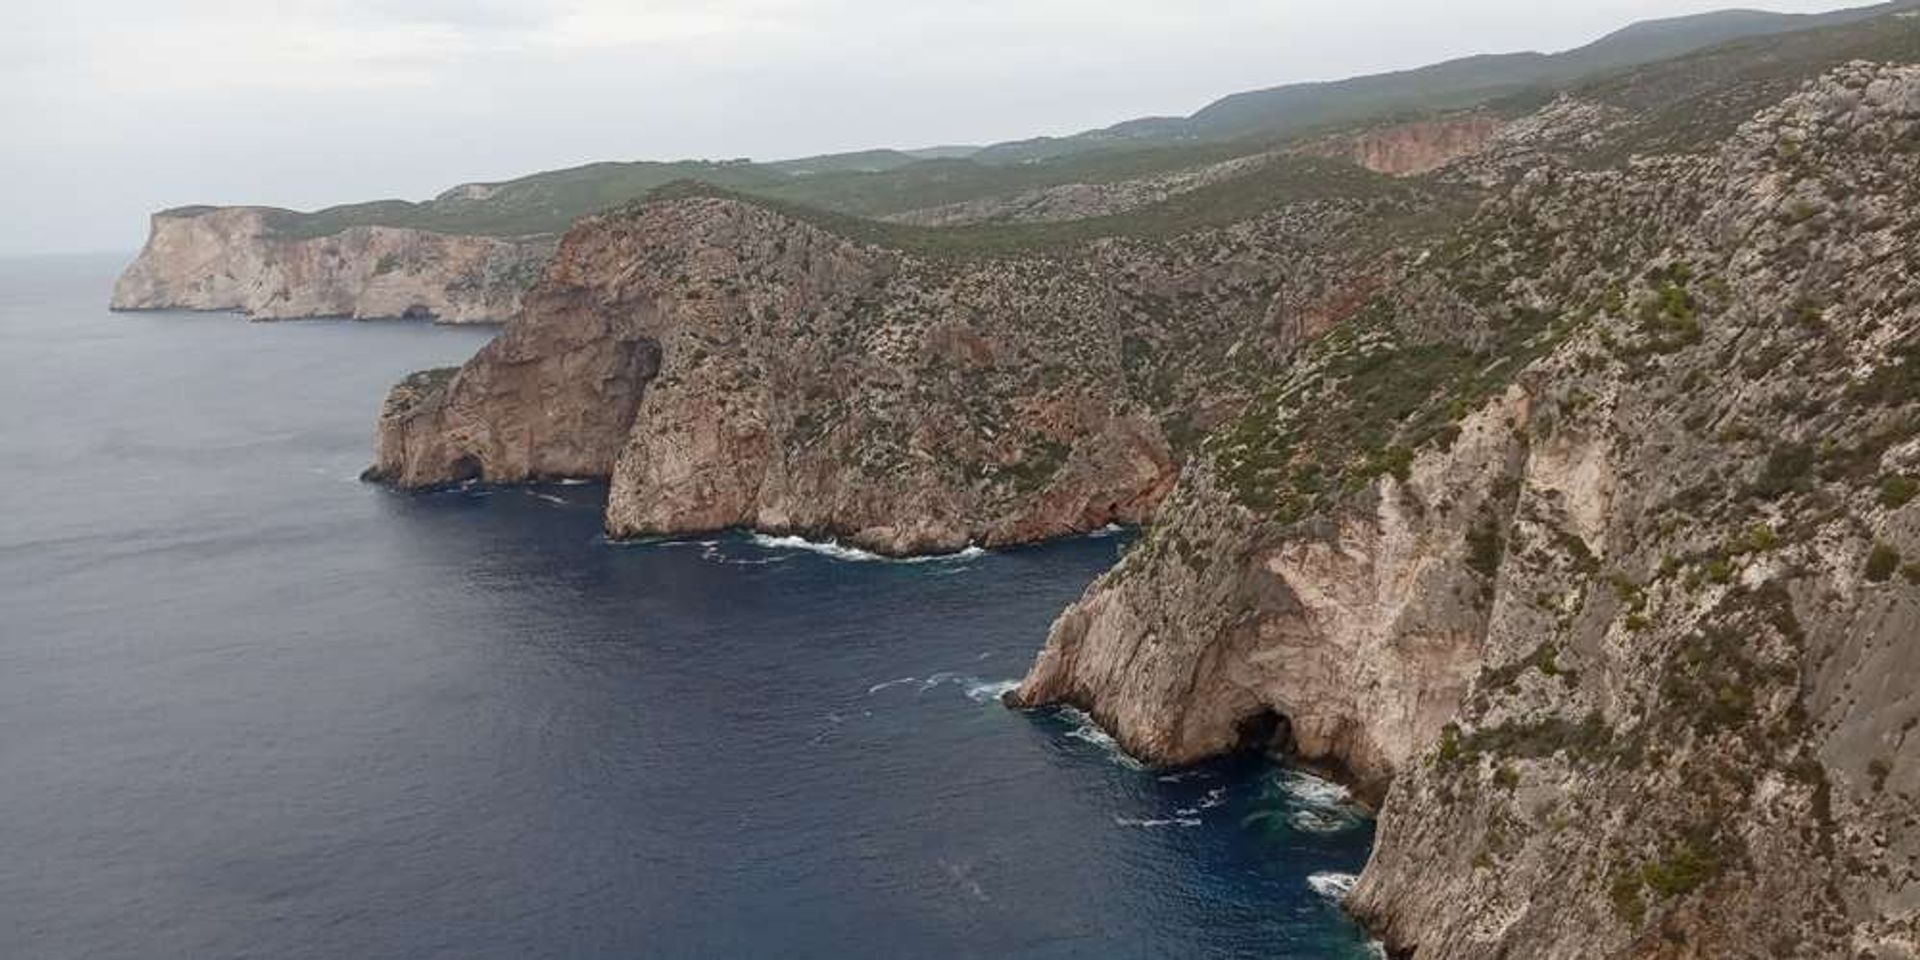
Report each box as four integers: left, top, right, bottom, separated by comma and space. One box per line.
1014, 62, 1920, 957
366, 161, 1435, 555
357, 21, 1920, 954
111, 206, 552, 323
1296, 113, 1508, 177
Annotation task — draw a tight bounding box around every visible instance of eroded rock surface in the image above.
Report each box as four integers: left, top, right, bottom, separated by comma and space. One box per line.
368, 181, 1413, 554
111, 207, 552, 323
1296, 113, 1507, 177
1014, 62, 1920, 958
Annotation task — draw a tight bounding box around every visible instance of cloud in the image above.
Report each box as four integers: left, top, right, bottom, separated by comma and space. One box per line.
0, 0, 1865, 255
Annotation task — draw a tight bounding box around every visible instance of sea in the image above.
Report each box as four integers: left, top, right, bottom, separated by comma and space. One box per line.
0, 253, 1378, 959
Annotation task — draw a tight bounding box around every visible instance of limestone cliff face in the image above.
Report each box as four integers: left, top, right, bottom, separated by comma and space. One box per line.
886, 116, 1503, 229
367, 170, 1417, 554
1296, 114, 1506, 177
1010, 392, 1524, 801
1014, 63, 1920, 958
111, 207, 552, 323
360, 48, 1919, 956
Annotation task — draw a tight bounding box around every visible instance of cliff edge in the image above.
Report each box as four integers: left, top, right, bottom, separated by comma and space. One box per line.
111, 207, 552, 323
1012, 62, 1920, 958
366, 162, 1426, 555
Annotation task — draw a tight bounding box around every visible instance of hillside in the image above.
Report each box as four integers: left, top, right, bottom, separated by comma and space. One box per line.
133, 1, 1919, 247
361, 6, 1920, 951
972, 0, 1920, 162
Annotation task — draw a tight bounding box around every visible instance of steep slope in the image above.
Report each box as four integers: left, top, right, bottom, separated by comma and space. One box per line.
351, 12, 1920, 949
116, 5, 1912, 323
1011, 62, 1920, 958
975, 1, 1917, 163
365, 159, 1448, 554
110, 207, 552, 323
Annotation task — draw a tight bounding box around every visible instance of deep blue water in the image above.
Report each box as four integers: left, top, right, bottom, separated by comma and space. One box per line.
0, 254, 1377, 959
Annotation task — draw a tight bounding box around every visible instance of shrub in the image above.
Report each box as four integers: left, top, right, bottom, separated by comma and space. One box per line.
1866, 542, 1903, 583
1641, 834, 1723, 898
1467, 516, 1505, 580
1493, 765, 1521, 791
1610, 871, 1647, 926
1752, 443, 1814, 498
1737, 524, 1779, 554
1868, 758, 1892, 793
1881, 475, 1918, 509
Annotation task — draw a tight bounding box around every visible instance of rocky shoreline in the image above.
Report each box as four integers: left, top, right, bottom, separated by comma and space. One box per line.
359, 56, 1920, 957
111, 206, 552, 324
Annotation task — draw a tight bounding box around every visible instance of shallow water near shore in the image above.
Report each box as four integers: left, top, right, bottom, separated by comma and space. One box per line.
0, 254, 1377, 959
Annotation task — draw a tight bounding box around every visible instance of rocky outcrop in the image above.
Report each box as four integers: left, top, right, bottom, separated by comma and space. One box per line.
357, 35, 1920, 955
1009, 392, 1524, 802
886, 115, 1505, 229
366, 169, 1420, 555
111, 206, 552, 323
1296, 113, 1506, 177
1013, 62, 1920, 958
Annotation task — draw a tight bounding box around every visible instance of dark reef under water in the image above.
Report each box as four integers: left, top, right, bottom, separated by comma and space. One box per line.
0, 254, 1378, 959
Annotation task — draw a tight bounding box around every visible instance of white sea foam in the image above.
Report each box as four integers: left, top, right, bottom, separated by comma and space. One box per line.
1277, 770, 1365, 834
1279, 769, 1353, 806
747, 533, 987, 564
1115, 815, 1203, 829
964, 679, 1020, 703
555, 478, 592, 486
1156, 770, 1212, 784
1198, 786, 1228, 810
1087, 523, 1127, 538
698, 541, 791, 566
1289, 809, 1363, 834
868, 673, 1018, 704
1059, 707, 1146, 770
917, 671, 962, 692
1307, 871, 1359, 901
527, 491, 568, 505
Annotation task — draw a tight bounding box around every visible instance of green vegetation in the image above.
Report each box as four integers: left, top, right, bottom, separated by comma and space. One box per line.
1467, 517, 1506, 581
1634, 263, 1704, 353
1202, 277, 1562, 524
1610, 870, 1648, 925
1880, 475, 1918, 509
1479, 642, 1577, 692
1846, 336, 1919, 407
166, 5, 1920, 272
1737, 523, 1780, 554
1575, 14, 1920, 164
1866, 542, 1903, 583
640, 155, 1415, 260
1868, 758, 1893, 793
240, 141, 1270, 243
1639, 832, 1726, 898
997, 438, 1073, 493
1751, 442, 1814, 499
1438, 712, 1616, 769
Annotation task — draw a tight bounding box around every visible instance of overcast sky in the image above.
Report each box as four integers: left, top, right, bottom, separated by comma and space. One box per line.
1, 0, 1857, 255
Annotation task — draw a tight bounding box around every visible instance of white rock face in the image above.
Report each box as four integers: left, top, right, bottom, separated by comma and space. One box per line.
110, 207, 553, 323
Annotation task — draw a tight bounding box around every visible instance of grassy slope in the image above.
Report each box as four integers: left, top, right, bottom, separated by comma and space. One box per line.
210, 2, 1917, 244
638, 153, 1439, 260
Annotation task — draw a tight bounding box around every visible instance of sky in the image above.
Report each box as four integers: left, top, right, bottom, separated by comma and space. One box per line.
0, 0, 1859, 255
